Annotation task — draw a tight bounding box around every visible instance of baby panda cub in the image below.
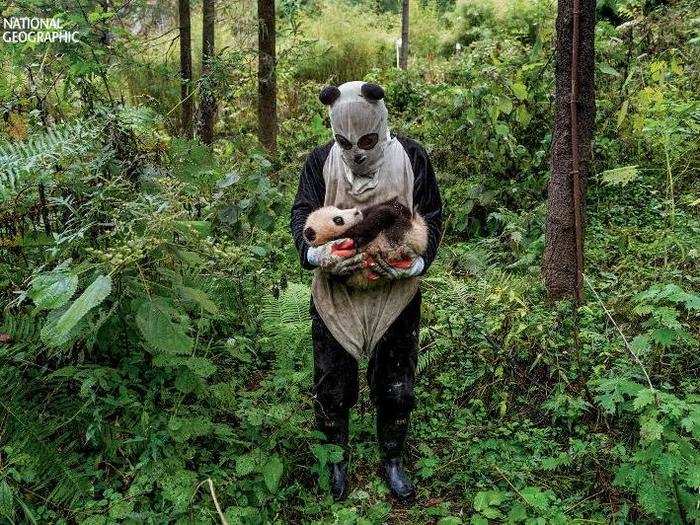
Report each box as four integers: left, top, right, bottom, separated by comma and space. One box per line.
303, 198, 428, 288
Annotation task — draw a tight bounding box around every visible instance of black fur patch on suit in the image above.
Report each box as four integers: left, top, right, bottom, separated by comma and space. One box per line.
319, 85, 341, 105
343, 197, 412, 249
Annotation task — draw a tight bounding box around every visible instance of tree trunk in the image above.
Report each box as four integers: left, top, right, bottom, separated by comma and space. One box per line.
543, 0, 595, 300
178, 0, 193, 137
399, 0, 409, 70
257, 0, 277, 154
198, 0, 216, 145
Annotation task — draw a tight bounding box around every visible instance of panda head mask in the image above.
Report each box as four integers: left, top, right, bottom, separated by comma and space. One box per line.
319, 81, 390, 178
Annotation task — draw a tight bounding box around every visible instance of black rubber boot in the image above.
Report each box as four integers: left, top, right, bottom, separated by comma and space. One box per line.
316, 410, 351, 501
329, 461, 349, 501
383, 457, 416, 502
377, 409, 415, 503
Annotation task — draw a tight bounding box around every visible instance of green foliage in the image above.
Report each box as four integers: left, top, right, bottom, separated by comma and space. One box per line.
0, 120, 95, 200
600, 165, 639, 186
0, 0, 698, 522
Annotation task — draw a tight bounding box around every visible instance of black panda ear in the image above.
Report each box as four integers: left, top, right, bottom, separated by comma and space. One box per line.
319, 86, 341, 106
361, 83, 385, 101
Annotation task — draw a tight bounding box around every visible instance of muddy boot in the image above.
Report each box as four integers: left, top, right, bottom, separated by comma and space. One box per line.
383, 457, 416, 502
377, 410, 415, 503
317, 410, 350, 501
329, 460, 349, 501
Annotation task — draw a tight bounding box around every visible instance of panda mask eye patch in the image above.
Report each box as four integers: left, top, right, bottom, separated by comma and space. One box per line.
335, 133, 379, 151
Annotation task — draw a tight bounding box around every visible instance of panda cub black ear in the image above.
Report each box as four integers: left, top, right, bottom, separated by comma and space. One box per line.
361, 83, 385, 101
319, 86, 341, 106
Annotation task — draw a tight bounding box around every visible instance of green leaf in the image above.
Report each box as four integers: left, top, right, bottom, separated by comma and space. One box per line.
617, 99, 629, 128
498, 97, 513, 115
216, 171, 240, 188
41, 275, 111, 346
520, 486, 550, 510
516, 105, 531, 126
600, 165, 639, 186
637, 481, 671, 518
474, 490, 506, 512
686, 462, 700, 488
630, 335, 651, 356
168, 416, 212, 442
640, 417, 664, 442
235, 453, 257, 476
507, 502, 528, 521
437, 518, 463, 525
262, 455, 283, 493
0, 480, 14, 518
29, 271, 78, 310
511, 82, 528, 101
178, 286, 219, 315
174, 220, 211, 237
633, 388, 656, 410
136, 298, 193, 354
495, 123, 510, 136
598, 63, 620, 77
651, 327, 676, 348
185, 356, 217, 378
108, 499, 134, 519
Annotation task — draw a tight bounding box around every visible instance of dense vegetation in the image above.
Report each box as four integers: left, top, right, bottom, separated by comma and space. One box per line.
0, 0, 698, 523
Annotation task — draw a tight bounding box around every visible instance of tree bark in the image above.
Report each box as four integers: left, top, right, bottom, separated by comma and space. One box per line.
198, 0, 216, 145
399, 0, 409, 69
178, 0, 193, 137
543, 0, 595, 300
257, 0, 277, 154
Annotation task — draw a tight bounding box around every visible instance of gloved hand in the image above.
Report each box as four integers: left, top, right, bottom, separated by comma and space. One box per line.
306, 239, 365, 276
370, 252, 425, 280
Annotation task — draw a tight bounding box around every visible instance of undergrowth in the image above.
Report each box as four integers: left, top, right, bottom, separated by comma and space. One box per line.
0, 0, 698, 523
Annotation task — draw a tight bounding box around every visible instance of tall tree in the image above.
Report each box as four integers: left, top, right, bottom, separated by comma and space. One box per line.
543, 0, 595, 300
257, 0, 277, 154
399, 0, 409, 70
198, 0, 216, 145
178, 0, 193, 137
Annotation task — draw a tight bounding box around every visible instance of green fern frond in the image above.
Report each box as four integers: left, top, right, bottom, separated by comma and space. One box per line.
417, 344, 451, 375
260, 282, 312, 352
260, 282, 311, 328
0, 120, 96, 200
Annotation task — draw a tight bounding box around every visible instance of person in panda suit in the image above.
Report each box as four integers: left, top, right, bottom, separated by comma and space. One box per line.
290, 81, 442, 502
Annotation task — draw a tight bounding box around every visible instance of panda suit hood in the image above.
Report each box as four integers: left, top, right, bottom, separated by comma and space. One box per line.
320, 81, 391, 193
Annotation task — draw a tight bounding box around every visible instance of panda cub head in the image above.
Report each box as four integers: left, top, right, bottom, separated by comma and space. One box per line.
304, 206, 363, 246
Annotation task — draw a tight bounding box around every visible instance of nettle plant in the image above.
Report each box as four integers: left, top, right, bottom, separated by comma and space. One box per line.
593, 283, 700, 523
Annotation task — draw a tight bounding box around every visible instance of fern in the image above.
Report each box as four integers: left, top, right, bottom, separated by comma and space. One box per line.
600, 165, 639, 186
260, 282, 311, 352
0, 120, 96, 200
417, 344, 451, 375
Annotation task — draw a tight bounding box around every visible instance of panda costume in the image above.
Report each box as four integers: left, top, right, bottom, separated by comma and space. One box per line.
290, 81, 442, 502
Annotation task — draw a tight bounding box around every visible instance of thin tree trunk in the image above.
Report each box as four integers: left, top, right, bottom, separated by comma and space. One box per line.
257, 0, 277, 154
198, 0, 216, 145
399, 0, 409, 69
178, 0, 193, 137
543, 0, 595, 300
